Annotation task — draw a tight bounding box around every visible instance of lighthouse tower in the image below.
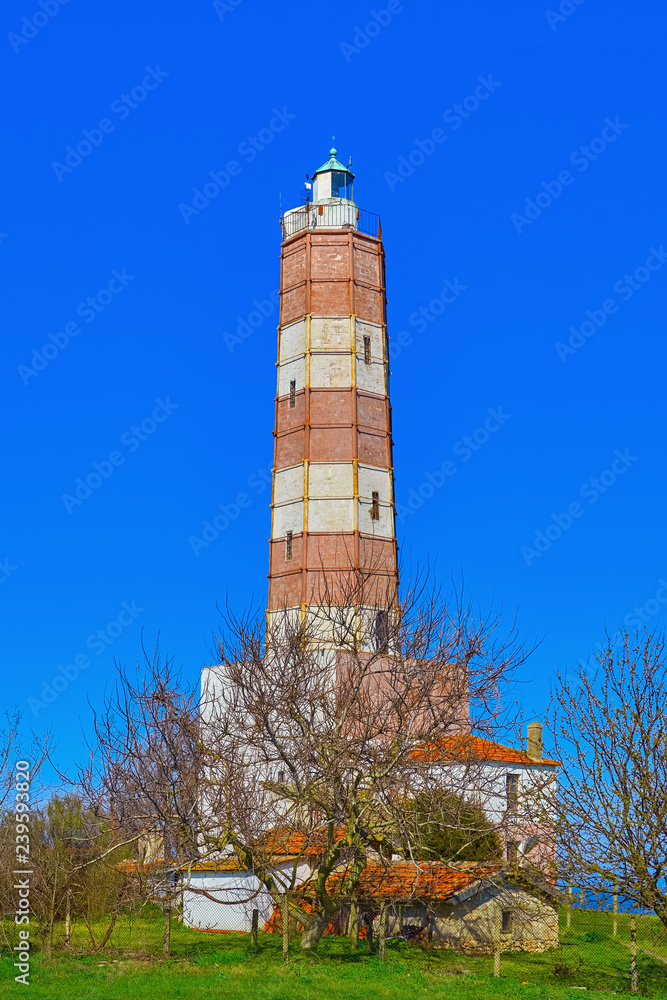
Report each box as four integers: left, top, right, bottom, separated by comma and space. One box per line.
268, 148, 398, 641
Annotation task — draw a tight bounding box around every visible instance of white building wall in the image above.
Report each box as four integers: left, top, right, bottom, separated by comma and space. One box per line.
279, 319, 306, 362
308, 498, 355, 533
278, 356, 306, 396
272, 498, 304, 538
311, 316, 350, 350
309, 352, 352, 388
308, 463, 354, 499
182, 863, 311, 932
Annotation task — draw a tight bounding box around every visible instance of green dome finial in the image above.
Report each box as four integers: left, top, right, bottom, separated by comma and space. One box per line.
313, 140, 354, 178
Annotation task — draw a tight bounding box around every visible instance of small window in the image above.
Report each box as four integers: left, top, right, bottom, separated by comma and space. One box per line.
285, 531, 293, 560
375, 610, 388, 651
289, 380, 296, 408
370, 491, 380, 520
506, 840, 518, 863
363, 335, 372, 365
501, 910, 512, 934
506, 773, 518, 813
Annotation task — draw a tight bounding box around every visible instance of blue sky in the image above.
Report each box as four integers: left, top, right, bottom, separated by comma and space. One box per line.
2, 0, 665, 772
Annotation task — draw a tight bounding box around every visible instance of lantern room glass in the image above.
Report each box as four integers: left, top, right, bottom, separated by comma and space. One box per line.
331, 170, 353, 200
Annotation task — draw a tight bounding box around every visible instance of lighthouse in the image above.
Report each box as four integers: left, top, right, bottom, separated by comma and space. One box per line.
268, 147, 398, 643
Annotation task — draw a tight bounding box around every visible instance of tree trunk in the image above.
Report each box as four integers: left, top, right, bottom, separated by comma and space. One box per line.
365, 910, 374, 953
251, 908, 258, 946
613, 883, 618, 938
82, 912, 98, 949
100, 913, 117, 950
349, 901, 359, 952
378, 902, 387, 962
300, 911, 334, 952
282, 896, 289, 961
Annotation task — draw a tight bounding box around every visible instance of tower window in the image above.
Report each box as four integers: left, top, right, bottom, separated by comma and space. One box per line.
375, 610, 388, 652
285, 531, 293, 560
501, 910, 512, 934
506, 773, 518, 813
289, 380, 296, 408
363, 335, 372, 365
370, 491, 380, 520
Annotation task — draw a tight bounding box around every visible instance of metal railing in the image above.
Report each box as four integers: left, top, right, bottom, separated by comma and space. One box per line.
280, 202, 381, 241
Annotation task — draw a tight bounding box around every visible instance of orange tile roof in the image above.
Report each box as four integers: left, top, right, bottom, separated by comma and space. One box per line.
412, 735, 559, 768
322, 861, 502, 901
257, 825, 347, 857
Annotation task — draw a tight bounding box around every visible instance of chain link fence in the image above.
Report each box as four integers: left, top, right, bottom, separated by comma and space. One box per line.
2, 891, 667, 995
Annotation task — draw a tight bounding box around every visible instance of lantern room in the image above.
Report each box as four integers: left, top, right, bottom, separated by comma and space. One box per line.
311, 147, 355, 203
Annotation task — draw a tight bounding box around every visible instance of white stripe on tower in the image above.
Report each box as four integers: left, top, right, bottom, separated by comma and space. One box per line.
272, 314, 394, 541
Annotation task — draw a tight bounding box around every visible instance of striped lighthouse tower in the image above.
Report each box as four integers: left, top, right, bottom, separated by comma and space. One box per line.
268, 147, 398, 641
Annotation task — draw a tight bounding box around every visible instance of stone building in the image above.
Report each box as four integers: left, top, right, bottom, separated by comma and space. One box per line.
324, 861, 560, 954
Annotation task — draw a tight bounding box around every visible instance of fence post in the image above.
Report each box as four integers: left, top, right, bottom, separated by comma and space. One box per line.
493, 907, 501, 978
349, 900, 359, 951
64, 888, 72, 947
163, 905, 171, 955
612, 883, 618, 937
282, 895, 289, 963
630, 914, 638, 993
251, 908, 258, 946
378, 902, 387, 963
566, 884, 572, 930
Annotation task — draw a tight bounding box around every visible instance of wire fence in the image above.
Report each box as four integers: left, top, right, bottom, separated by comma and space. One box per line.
2, 893, 666, 995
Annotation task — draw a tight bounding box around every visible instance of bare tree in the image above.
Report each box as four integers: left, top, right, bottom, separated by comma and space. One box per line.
0, 707, 50, 811
545, 630, 667, 926
79, 574, 531, 951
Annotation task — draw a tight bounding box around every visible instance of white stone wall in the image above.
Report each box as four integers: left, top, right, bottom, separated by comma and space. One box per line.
271, 461, 395, 540
182, 863, 311, 933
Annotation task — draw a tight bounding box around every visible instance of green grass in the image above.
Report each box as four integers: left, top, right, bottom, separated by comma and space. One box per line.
1, 908, 666, 999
